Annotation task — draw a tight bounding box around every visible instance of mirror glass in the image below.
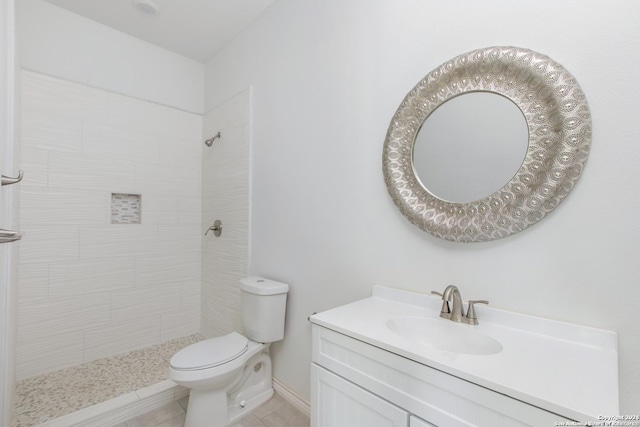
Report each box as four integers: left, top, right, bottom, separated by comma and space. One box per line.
412, 92, 529, 203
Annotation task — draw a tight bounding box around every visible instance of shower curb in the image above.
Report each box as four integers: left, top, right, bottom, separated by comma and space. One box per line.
34, 380, 188, 427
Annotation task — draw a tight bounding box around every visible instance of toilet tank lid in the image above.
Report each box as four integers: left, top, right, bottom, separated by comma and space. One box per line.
240, 276, 289, 295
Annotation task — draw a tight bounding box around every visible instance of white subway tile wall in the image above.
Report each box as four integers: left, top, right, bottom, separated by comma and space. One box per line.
200, 89, 251, 338
17, 71, 203, 380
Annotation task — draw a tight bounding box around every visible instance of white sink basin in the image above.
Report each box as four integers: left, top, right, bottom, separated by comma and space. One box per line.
310, 286, 619, 420
386, 316, 503, 355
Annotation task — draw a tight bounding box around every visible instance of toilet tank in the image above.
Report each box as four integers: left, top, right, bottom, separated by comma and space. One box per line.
240, 277, 289, 343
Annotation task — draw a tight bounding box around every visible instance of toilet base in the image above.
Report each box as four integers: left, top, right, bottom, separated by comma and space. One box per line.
182, 350, 274, 427
183, 387, 274, 427
228, 387, 273, 425
183, 388, 228, 427
227, 350, 274, 425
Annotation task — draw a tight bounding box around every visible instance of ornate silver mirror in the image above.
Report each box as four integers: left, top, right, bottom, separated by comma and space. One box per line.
383, 46, 591, 242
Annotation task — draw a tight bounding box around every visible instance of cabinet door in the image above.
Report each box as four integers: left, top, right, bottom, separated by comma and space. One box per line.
311, 364, 408, 427
410, 415, 437, 427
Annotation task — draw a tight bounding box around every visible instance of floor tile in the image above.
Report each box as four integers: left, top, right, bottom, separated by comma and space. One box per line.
177, 395, 189, 411
125, 392, 308, 427
155, 413, 186, 427
124, 401, 185, 427
249, 392, 286, 419
258, 395, 309, 427
261, 405, 310, 427
229, 414, 266, 427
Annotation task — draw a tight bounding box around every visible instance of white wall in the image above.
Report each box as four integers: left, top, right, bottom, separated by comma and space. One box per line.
204, 0, 640, 413
17, 70, 202, 379
16, 0, 204, 114
201, 89, 251, 338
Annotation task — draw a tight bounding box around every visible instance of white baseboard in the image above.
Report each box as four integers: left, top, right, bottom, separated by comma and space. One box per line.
272, 377, 311, 417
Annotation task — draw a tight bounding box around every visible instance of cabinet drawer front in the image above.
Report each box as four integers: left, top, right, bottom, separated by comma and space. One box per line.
312, 364, 408, 427
312, 326, 573, 427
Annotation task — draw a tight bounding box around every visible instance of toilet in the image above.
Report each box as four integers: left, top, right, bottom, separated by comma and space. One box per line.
169, 276, 289, 427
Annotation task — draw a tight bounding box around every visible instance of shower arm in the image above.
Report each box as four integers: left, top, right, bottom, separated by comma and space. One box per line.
204, 132, 221, 147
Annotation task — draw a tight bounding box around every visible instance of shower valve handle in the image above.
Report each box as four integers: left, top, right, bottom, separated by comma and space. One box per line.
205, 220, 222, 237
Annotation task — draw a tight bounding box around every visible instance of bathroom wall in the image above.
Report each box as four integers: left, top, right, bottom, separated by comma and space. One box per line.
16, 70, 202, 379
200, 89, 251, 338
16, 0, 204, 114
14, 0, 207, 381
204, 0, 640, 412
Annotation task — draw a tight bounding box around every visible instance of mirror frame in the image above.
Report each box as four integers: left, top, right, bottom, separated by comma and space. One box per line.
383, 46, 591, 242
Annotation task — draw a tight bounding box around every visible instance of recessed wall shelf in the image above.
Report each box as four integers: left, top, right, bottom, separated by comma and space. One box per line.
111, 193, 141, 224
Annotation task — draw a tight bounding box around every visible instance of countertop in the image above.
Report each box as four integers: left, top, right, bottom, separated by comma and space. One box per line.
310, 286, 619, 422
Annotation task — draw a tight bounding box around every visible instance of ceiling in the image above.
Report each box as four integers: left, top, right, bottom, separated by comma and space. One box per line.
42, 0, 275, 63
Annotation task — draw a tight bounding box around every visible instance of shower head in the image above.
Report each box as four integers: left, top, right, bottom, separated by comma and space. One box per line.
204, 132, 221, 147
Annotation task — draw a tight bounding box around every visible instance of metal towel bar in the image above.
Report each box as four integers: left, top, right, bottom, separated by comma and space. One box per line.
1, 170, 24, 186
0, 228, 21, 244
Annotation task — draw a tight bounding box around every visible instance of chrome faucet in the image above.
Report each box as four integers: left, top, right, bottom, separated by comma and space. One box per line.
431, 285, 488, 325
443, 285, 464, 323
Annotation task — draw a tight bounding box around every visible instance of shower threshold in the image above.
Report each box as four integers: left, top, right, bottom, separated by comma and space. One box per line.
13, 333, 204, 427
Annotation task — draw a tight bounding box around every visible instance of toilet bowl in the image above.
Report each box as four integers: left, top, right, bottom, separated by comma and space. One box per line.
169, 277, 288, 427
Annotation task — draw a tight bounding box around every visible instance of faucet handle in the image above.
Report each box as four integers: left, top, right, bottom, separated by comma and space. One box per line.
466, 300, 489, 325
430, 291, 450, 315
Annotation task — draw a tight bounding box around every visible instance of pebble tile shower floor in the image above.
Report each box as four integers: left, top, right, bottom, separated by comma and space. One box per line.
13, 334, 204, 427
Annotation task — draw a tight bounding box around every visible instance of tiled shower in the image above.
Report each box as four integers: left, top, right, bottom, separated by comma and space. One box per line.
200, 88, 251, 339
16, 69, 251, 420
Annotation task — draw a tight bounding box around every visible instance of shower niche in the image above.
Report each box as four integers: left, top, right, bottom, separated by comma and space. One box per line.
111, 193, 141, 224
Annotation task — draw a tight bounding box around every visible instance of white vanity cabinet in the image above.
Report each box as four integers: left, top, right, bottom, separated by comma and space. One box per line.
312, 362, 437, 427
310, 287, 618, 426
312, 362, 438, 427
311, 325, 573, 427
312, 364, 408, 426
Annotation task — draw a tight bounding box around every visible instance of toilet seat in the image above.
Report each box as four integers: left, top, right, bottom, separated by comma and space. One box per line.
170, 332, 248, 371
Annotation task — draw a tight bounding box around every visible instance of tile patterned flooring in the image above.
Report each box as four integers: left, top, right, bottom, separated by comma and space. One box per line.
13, 332, 309, 427
13, 334, 205, 426
116, 392, 310, 427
